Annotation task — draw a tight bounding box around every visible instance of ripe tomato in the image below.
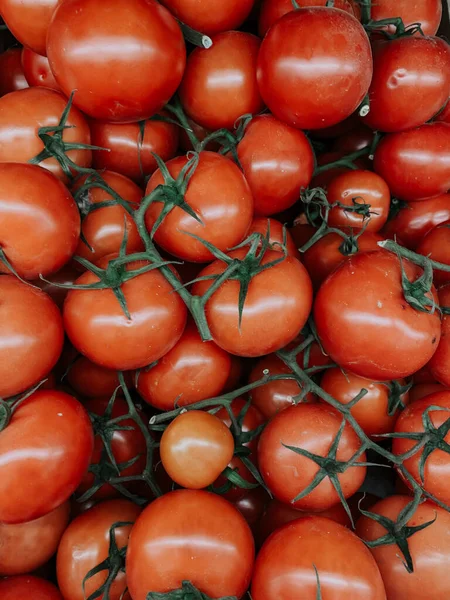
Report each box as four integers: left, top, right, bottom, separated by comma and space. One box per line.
251, 516, 386, 600
47, 0, 186, 122
257, 8, 372, 130
356, 495, 450, 600
126, 489, 254, 599
333, 123, 375, 154
248, 217, 300, 259
236, 115, 314, 216
0, 276, 64, 398
429, 285, 450, 387
436, 99, 450, 124
369, 0, 442, 37
0, 48, 28, 96
179, 32, 263, 131
409, 382, 447, 403
0, 576, 63, 600
21, 48, 59, 90
374, 123, 450, 201
67, 356, 128, 399
233, 487, 268, 531
0, 501, 70, 576
417, 222, 450, 286
63, 258, 187, 370
0, 163, 80, 279
314, 251, 441, 381
145, 151, 253, 262
258, 403, 366, 510
57, 499, 140, 600
0, 390, 93, 524
136, 321, 231, 411
193, 248, 313, 357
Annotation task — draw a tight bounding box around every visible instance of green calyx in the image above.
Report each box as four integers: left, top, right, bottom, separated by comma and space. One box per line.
0, 379, 49, 432
386, 380, 412, 417
146, 581, 237, 600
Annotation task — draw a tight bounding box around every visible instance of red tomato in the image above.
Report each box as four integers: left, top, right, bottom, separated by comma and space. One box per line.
251, 516, 386, 600
0, 390, 93, 524
67, 356, 128, 399
193, 248, 313, 357
0, 48, 28, 96
145, 151, 254, 262
257, 8, 372, 130
429, 285, 450, 387
89, 117, 179, 183
314, 251, 441, 381
356, 496, 450, 600
136, 322, 231, 411
370, 0, 442, 37
258, 403, 366, 510
417, 221, 450, 286
21, 48, 59, 90
63, 258, 187, 370
409, 382, 447, 403
179, 31, 263, 131
126, 490, 254, 599
0, 576, 63, 600
374, 123, 450, 201
0, 502, 70, 576
57, 499, 140, 600
436, 99, 450, 124
178, 117, 218, 152
236, 114, 314, 216
47, 0, 186, 122
0, 276, 64, 398
33, 263, 80, 310
333, 123, 375, 154
248, 217, 301, 258
233, 487, 268, 531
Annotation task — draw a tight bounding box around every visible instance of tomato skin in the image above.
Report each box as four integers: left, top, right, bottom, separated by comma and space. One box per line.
429, 285, 450, 387
409, 382, 447, 402
257, 8, 372, 130
126, 489, 254, 599
374, 123, 450, 201
21, 48, 59, 90
0, 276, 64, 398
356, 495, 450, 600
0, 576, 63, 600
233, 487, 268, 531
333, 123, 375, 154
67, 356, 129, 399
33, 263, 79, 310
57, 499, 140, 600
248, 217, 301, 259
145, 152, 254, 262
0, 390, 93, 524
370, 0, 442, 37
0, 48, 28, 98
193, 249, 313, 357
236, 115, 314, 216
314, 251, 441, 381
251, 516, 386, 600
436, 99, 450, 124
136, 322, 231, 411
417, 222, 450, 286
47, 0, 186, 122
258, 404, 366, 510
179, 32, 263, 131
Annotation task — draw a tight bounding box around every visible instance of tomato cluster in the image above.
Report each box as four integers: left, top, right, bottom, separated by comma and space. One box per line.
0, 0, 449, 598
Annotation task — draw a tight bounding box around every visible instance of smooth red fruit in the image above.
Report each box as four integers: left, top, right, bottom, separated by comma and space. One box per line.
429, 285, 450, 387
417, 221, 450, 286
370, 0, 442, 36
0, 576, 63, 600
0, 48, 28, 96
67, 356, 128, 399
21, 48, 60, 90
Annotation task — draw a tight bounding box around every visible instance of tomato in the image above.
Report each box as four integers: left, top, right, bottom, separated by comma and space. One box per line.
0, 501, 70, 576
136, 321, 231, 411
258, 403, 366, 510
233, 487, 268, 531
314, 251, 441, 381
333, 124, 375, 154
0, 276, 64, 398
251, 516, 386, 600
369, 0, 442, 37
89, 117, 179, 184
236, 115, 314, 216
63, 258, 187, 370
374, 123, 450, 201
429, 285, 450, 387
356, 495, 450, 600
436, 99, 450, 124
126, 489, 254, 599
21, 48, 59, 90
257, 8, 372, 130
0, 48, 28, 96
47, 0, 186, 122
0, 87, 92, 182
192, 248, 313, 357
0, 389, 93, 523
217, 398, 265, 455
179, 32, 263, 131
57, 499, 140, 600
417, 221, 450, 286
179, 117, 218, 152
33, 263, 79, 309
409, 382, 447, 403
159, 0, 254, 36
0, 163, 80, 279
0, 576, 63, 600
66, 356, 128, 398
248, 217, 301, 259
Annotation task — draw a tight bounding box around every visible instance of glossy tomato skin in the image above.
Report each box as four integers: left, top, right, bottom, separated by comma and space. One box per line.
356, 496, 450, 600
0, 576, 63, 600
257, 8, 372, 130
126, 490, 254, 599
179, 32, 263, 131
21, 48, 59, 90
374, 123, 450, 201
429, 285, 450, 386
0, 48, 28, 97
47, 0, 186, 122
136, 321, 231, 411
248, 217, 301, 259
251, 516, 386, 600
370, 0, 442, 36
57, 499, 141, 600
193, 249, 313, 357
236, 115, 314, 216
0, 390, 93, 524
409, 382, 447, 403
333, 123, 375, 154
145, 152, 254, 262
417, 222, 450, 286
0, 276, 64, 398
314, 251, 441, 381
67, 356, 129, 398
258, 404, 366, 510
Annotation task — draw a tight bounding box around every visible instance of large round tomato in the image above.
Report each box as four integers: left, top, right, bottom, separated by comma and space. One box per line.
47, 0, 186, 122
251, 516, 386, 600
417, 221, 450, 286
429, 285, 450, 387
0, 576, 63, 600
21, 48, 59, 90
0, 390, 93, 524
314, 251, 441, 380
0, 48, 28, 96
145, 151, 254, 262
369, 0, 442, 37
257, 8, 372, 130
126, 490, 254, 599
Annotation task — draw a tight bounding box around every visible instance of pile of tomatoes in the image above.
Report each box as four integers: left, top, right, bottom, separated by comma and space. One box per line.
0, 0, 450, 598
